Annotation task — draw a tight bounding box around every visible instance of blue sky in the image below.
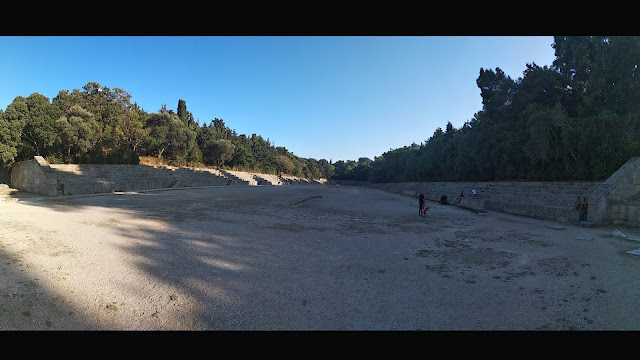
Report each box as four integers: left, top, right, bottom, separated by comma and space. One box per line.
0, 36, 556, 162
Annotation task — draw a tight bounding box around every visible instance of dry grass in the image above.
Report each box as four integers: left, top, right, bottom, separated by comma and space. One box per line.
138, 156, 208, 169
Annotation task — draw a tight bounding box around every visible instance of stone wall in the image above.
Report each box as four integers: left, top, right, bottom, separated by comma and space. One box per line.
10, 156, 327, 197
338, 180, 601, 225
10, 156, 640, 227
588, 156, 640, 227
10, 156, 58, 196
48, 163, 178, 195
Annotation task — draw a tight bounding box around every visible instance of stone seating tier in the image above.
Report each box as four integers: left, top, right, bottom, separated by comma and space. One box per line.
41, 163, 325, 196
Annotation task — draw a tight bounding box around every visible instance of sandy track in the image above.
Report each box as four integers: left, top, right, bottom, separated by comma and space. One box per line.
1, 184, 640, 330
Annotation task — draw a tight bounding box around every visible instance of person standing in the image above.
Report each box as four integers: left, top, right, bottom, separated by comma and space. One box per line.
574, 196, 582, 210
419, 192, 425, 216
579, 197, 589, 221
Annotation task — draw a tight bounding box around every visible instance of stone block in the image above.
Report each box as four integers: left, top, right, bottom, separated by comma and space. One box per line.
611, 204, 620, 214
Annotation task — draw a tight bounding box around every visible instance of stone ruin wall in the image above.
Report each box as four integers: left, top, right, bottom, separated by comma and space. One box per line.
333, 158, 640, 228
10, 156, 58, 196
9, 156, 640, 227
336, 180, 602, 226
9, 156, 326, 198
588, 156, 640, 227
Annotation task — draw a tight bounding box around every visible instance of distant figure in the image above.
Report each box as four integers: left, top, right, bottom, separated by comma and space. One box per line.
336, 183, 341, 189
472, 188, 477, 197
439, 195, 449, 205
579, 197, 589, 221
455, 190, 465, 203
419, 192, 426, 216
574, 196, 581, 211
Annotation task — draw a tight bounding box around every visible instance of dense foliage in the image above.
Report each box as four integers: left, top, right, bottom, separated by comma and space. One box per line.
333, 36, 640, 182
0, 83, 335, 179
3, 36, 639, 182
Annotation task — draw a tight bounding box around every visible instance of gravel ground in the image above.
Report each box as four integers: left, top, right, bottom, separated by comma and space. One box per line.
1, 184, 640, 331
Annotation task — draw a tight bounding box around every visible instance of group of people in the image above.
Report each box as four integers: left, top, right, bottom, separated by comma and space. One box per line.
419, 189, 591, 222
453, 188, 478, 204
419, 187, 480, 216
574, 196, 589, 221
574, 196, 588, 210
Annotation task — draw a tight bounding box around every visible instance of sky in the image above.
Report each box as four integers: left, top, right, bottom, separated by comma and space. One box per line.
0, 36, 557, 163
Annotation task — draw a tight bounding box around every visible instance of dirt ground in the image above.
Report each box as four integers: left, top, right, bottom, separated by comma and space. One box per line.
1, 184, 640, 331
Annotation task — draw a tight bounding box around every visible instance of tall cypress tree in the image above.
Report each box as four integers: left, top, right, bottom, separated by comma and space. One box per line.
177, 99, 188, 125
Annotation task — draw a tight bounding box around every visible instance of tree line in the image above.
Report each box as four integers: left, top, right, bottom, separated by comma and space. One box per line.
0, 82, 334, 179
3, 36, 638, 183
333, 36, 640, 183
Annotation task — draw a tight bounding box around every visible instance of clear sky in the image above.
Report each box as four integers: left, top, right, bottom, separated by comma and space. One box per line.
0, 36, 556, 163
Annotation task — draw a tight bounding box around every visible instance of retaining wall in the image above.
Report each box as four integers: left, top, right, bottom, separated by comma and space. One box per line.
10, 156, 58, 196
334, 166, 640, 227
9, 156, 326, 197
340, 180, 601, 225
10, 156, 640, 227
588, 157, 640, 227
334, 170, 640, 227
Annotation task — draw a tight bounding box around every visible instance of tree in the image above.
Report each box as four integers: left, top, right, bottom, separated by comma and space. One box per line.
177, 99, 188, 125
212, 118, 229, 139
55, 105, 100, 163
2, 94, 61, 162
108, 104, 148, 164
0, 109, 23, 169
51, 83, 149, 164
228, 142, 254, 170
209, 139, 235, 168
274, 154, 294, 175
605, 36, 640, 115
144, 109, 197, 162
250, 134, 276, 173
1, 82, 336, 176
445, 121, 454, 134
98, 87, 145, 163
1, 99, 27, 165
198, 121, 225, 166
20, 93, 61, 159
317, 158, 334, 179
176, 99, 198, 130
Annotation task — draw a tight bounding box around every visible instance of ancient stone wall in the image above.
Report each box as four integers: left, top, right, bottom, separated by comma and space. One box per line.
340, 180, 601, 225
10, 156, 640, 227
9, 157, 326, 197
10, 156, 58, 196
588, 157, 640, 227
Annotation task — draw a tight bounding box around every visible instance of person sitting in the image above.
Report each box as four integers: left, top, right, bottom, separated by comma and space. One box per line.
439, 195, 449, 205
